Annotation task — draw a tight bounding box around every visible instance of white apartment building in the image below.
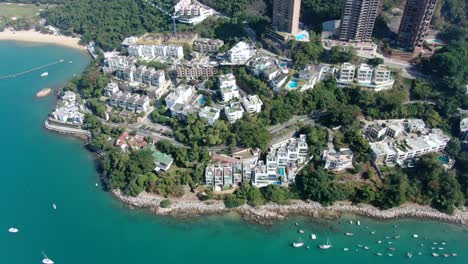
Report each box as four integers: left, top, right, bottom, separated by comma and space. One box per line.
108, 90, 150, 113
227, 41, 256, 65
165, 84, 195, 109
50, 91, 84, 125
356, 63, 373, 84
336, 63, 395, 91
253, 135, 309, 187
104, 82, 119, 97
128, 44, 184, 60
338, 63, 356, 82
323, 148, 354, 172
134, 65, 147, 83
218, 74, 240, 102
176, 58, 219, 79
104, 56, 135, 73
242, 95, 263, 113
151, 70, 166, 88
193, 38, 224, 53
224, 102, 244, 123
198, 106, 221, 125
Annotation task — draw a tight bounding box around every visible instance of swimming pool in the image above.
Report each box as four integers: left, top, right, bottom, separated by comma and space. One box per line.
425, 39, 443, 44
437, 155, 449, 164
199, 97, 207, 107
279, 167, 285, 176
296, 34, 306, 40
287, 81, 298, 89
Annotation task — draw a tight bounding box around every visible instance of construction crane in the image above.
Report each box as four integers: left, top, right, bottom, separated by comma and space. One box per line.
146, 0, 179, 34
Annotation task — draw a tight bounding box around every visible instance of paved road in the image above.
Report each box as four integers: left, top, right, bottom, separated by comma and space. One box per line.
268, 115, 316, 134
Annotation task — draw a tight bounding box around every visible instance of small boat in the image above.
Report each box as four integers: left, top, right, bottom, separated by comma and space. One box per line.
310, 234, 316, 240
8, 227, 19, 233
59, 59, 64, 63
295, 222, 299, 226
376, 253, 383, 256
52, 204, 57, 210
345, 232, 354, 236
451, 253, 458, 257
357, 244, 363, 248
443, 254, 450, 258
349, 220, 353, 224
394, 236, 400, 239
431, 247, 435, 250
433, 242, 438, 245
319, 238, 332, 249
343, 248, 349, 251
388, 247, 396, 251
407, 252, 413, 258
441, 242, 446, 245
420, 244, 424, 247
41, 72, 48, 77
42, 252, 54, 264
292, 238, 304, 248
371, 231, 376, 235
418, 252, 422, 255
357, 221, 361, 226
364, 246, 370, 250
385, 236, 390, 239
438, 247, 444, 250
432, 253, 439, 257
378, 240, 382, 244
387, 254, 393, 257
69, 61, 73, 63
387, 241, 393, 244
413, 234, 419, 238
306, 246, 310, 249
298, 230, 304, 234
95, 183, 98, 187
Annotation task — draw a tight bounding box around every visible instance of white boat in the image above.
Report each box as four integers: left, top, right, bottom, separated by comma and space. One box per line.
438, 247, 444, 250
349, 220, 353, 224
443, 254, 450, 258
371, 231, 376, 235
292, 238, 304, 248
357, 220, 361, 226
40, 72, 48, 77
295, 222, 299, 226
407, 252, 413, 258
8, 227, 19, 233
388, 247, 396, 251
319, 238, 332, 249
59, 59, 64, 62
378, 240, 382, 244
394, 235, 400, 239
343, 248, 349, 251
42, 252, 54, 264
364, 246, 370, 250
376, 253, 383, 256
345, 232, 354, 236
432, 253, 439, 257
452, 253, 458, 257
441, 242, 446, 245
387, 254, 393, 257
412, 234, 419, 238
95, 183, 98, 187
298, 230, 304, 234
52, 204, 57, 210
310, 234, 316, 240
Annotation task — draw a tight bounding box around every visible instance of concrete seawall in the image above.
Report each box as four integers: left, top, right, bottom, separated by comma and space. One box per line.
44, 119, 91, 140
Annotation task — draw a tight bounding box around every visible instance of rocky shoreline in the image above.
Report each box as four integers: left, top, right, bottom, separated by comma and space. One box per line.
112, 190, 468, 226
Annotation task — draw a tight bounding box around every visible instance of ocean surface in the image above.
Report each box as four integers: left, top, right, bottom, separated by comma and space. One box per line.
0, 41, 467, 264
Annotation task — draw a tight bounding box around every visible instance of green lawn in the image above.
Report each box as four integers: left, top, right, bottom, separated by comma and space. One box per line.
0, 3, 40, 19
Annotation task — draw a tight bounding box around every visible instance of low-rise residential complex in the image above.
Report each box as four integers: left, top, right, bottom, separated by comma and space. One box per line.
50, 91, 84, 126
218, 73, 240, 102
336, 63, 394, 91
226, 41, 256, 65
242, 95, 263, 113
224, 102, 244, 123
322, 148, 354, 172
174, 57, 219, 79
108, 89, 150, 113
253, 135, 309, 187
193, 38, 224, 53
175, 0, 214, 24
364, 119, 450, 166
128, 44, 184, 60
115, 131, 148, 151
198, 106, 221, 125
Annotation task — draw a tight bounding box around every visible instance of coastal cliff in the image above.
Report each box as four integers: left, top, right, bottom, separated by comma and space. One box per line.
112, 190, 467, 225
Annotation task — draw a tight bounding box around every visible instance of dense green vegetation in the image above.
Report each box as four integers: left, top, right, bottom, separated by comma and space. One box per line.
42, 0, 172, 50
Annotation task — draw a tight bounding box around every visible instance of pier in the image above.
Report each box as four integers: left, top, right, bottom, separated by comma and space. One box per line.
0, 59, 63, 79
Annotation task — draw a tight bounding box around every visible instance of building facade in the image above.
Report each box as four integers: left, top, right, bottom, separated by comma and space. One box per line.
193, 38, 224, 53
339, 0, 380, 42
271, 0, 301, 35
397, 0, 438, 49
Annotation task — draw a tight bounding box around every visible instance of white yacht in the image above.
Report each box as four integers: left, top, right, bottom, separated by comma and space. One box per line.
319, 238, 332, 249
42, 252, 54, 264
41, 72, 48, 77
8, 227, 19, 233
292, 238, 304, 248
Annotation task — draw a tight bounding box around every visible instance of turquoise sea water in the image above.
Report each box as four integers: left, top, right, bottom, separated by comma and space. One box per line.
0, 41, 467, 264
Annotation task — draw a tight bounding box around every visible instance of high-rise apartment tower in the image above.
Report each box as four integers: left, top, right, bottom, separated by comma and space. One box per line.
272, 0, 302, 35
397, 0, 438, 49
339, 0, 380, 42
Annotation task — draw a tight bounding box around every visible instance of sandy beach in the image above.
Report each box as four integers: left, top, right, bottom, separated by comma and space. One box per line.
0, 29, 86, 51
